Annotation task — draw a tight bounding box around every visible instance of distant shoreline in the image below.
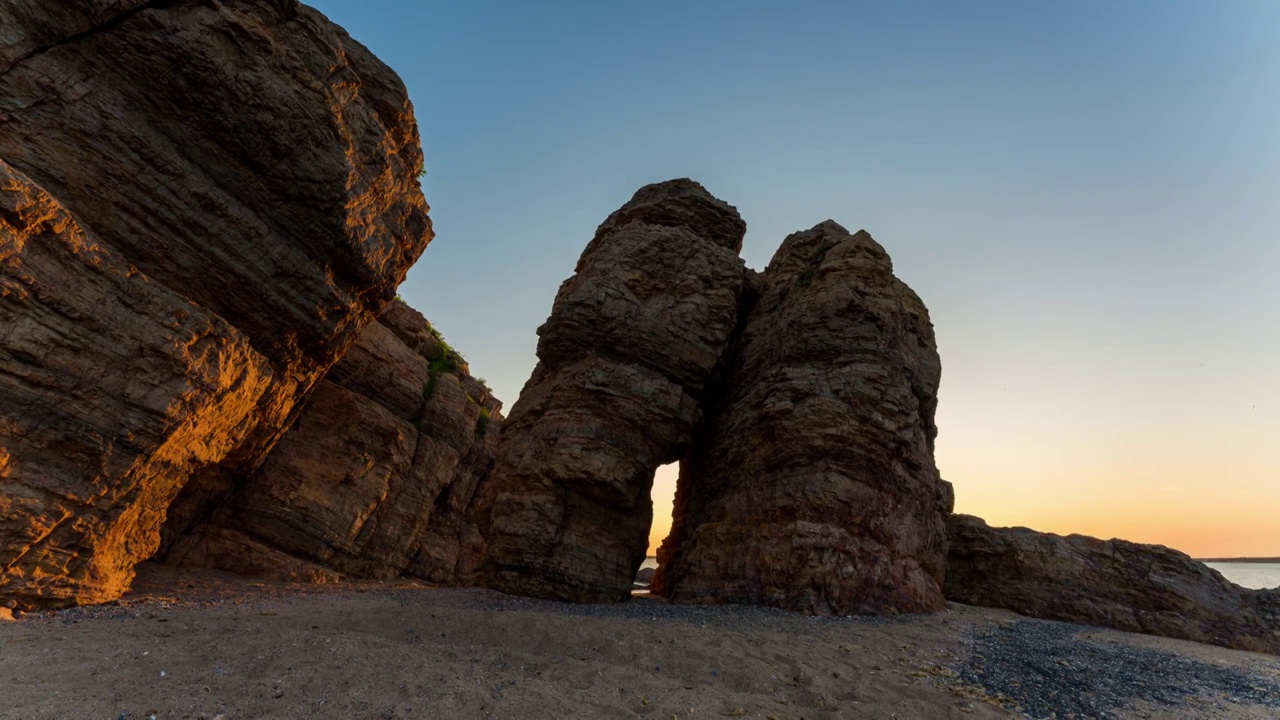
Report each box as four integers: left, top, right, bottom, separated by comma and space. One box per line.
1198, 558, 1280, 564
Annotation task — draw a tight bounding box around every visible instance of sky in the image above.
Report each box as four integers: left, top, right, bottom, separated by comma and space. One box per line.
309, 0, 1280, 558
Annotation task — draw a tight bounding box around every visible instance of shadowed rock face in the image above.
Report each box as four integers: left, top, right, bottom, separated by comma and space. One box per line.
945, 514, 1280, 655
653, 222, 950, 615
164, 302, 503, 586
474, 179, 748, 602
0, 1, 430, 609
0, 1, 152, 70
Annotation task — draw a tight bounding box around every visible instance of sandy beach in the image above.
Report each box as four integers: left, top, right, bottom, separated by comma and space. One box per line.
1, 565, 1277, 720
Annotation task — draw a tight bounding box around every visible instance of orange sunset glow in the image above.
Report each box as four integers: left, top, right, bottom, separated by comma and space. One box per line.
648, 369, 1280, 558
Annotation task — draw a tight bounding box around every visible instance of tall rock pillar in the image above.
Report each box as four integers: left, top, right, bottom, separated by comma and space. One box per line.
476, 179, 747, 602
654, 222, 950, 614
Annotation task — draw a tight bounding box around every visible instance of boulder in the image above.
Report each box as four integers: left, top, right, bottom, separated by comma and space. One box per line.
945, 514, 1280, 654
166, 302, 503, 585
0, 0, 430, 609
474, 179, 748, 602
654, 222, 949, 615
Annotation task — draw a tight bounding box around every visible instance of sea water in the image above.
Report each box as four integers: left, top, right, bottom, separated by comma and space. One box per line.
1205, 563, 1280, 590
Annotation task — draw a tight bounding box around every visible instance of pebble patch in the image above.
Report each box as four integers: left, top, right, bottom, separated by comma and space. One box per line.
958, 619, 1280, 718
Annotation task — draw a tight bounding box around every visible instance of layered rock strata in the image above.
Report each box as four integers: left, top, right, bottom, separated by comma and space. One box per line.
0, 0, 430, 609
475, 179, 748, 602
165, 302, 502, 585
653, 222, 950, 615
945, 514, 1280, 654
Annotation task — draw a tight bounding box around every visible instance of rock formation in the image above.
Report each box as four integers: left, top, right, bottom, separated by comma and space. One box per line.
474, 179, 748, 602
4, 1, 956, 617
12, 23, 1266, 657
946, 514, 1280, 654
0, 0, 430, 609
653, 222, 950, 615
164, 302, 502, 585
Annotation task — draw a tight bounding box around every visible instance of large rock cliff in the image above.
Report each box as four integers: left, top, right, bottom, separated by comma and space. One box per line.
0, 0, 430, 609
475, 180, 748, 602
945, 514, 1280, 654
654, 222, 950, 615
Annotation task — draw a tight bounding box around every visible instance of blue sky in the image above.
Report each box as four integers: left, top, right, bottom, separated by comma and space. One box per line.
310, 1, 1280, 555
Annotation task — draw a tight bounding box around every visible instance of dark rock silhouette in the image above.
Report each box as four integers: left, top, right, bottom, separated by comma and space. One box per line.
945, 514, 1280, 654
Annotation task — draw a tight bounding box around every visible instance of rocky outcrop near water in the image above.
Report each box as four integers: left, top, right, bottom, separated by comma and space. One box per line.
0, 0, 430, 609
165, 302, 502, 585
654, 222, 950, 615
945, 514, 1280, 654
474, 179, 749, 602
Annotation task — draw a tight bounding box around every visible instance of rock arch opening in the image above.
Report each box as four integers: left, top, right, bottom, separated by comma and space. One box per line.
648, 463, 679, 559
634, 463, 680, 590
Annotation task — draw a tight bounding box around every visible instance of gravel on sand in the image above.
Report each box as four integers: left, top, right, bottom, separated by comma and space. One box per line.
958, 619, 1280, 719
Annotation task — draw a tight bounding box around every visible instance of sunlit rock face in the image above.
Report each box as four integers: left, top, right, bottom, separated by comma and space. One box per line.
653, 222, 950, 615
163, 302, 503, 585
945, 514, 1280, 655
0, 161, 276, 608
474, 179, 749, 602
0, 0, 430, 609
